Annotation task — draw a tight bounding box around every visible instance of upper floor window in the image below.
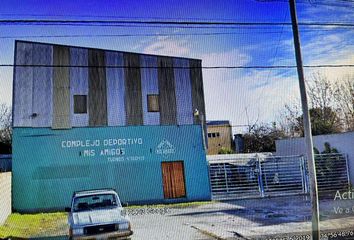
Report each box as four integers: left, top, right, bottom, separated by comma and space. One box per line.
74, 95, 87, 114
147, 94, 159, 112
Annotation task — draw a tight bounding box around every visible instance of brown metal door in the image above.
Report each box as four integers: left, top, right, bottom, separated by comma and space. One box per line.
161, 161, 186, 199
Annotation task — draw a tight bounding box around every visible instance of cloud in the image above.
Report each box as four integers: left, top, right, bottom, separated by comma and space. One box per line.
201, 49, 251, 67
301, 31, 354, 83
199, 48, 251, 88
142, 36, 191, 57
0, 68, 13, 106
202, 67, 300, 130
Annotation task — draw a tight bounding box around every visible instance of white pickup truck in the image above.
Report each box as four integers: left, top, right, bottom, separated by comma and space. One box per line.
66, 189, 133, 240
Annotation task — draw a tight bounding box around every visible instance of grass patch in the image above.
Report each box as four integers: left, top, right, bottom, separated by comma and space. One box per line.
0, 201, 213, 238
126, 200, 214, 209
0, 212, 68, 238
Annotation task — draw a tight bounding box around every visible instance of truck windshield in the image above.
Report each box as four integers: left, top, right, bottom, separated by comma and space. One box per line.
73, 194, 121, 212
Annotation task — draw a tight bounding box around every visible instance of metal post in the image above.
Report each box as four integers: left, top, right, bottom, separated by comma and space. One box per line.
289, 1, 320, 239
345, 154, 351, 189
257, 155, 265, 197
300, 156, 307, 193
223, 163, 229, 193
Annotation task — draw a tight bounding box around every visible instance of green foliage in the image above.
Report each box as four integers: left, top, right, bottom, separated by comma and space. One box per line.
313, 147, 320, 154
319, 142, 339, 154
0, 212, 67, 238
218, 147, 234, 154
315, 142, 347, 194
243, 123, 286, 153
280, 73, 354, 136
295, 107, 342, 136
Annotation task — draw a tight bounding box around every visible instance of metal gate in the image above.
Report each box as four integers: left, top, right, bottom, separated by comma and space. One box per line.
312, 153, 350, 197
208, 153, 350, 200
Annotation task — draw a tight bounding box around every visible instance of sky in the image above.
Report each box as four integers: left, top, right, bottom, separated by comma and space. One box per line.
0, 0, 353, 133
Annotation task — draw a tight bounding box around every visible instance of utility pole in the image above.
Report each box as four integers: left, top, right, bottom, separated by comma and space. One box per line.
289, 0, 320, 239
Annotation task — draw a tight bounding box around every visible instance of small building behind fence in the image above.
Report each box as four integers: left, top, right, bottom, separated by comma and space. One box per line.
206, 120, 233, 155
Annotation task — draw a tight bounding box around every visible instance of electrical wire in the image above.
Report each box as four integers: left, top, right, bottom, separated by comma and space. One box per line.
0, 19, 353, 27
0, 28, 346, 39
0, 64, 352, 69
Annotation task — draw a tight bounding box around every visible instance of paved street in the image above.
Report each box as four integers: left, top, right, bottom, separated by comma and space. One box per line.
129, 195, 354, 240
11, 195, 354, 239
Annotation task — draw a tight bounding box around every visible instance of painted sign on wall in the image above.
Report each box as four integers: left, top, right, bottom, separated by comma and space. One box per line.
12, 125, 211, 212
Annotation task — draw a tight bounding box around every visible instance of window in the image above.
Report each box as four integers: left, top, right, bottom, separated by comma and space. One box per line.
208, 132, 220, 138
147, 94, 159, 112
74, 95, 87, 114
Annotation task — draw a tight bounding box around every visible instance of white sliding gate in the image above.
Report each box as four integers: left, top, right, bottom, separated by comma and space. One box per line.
208, 153, 349, 200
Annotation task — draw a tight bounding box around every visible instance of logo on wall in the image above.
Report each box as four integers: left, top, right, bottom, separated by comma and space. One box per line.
156, 139, 176, 155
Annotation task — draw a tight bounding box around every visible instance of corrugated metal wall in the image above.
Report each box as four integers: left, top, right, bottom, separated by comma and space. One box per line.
70, 47, 89, 127
13, 41, 206, 129
106, 51, 126, 126
52, 45, 71, 129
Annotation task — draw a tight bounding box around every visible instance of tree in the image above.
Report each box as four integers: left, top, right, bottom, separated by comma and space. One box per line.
280, 73, 353, 136
334, 75, 354, 131
0, 104, 12, 154
243, 122, 286, 153
294, 107, 341, 136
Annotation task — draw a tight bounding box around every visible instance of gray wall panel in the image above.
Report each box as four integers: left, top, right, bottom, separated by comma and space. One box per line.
124, 53, 143, 126
88, 49, 107, 126
32, 43, 53, 127
190, 59, 207, 147
106, 51, 126, 126
70, 48, 89, 127
52, 45, 71, 129
190, 60, 206, 124
173, 59, 193, 125
158, 57, 177, 125
140, 55, 160, 125
13, 42, 33, 127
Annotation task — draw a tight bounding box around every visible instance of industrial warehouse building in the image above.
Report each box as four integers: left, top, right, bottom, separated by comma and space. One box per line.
12, 40, 211, 212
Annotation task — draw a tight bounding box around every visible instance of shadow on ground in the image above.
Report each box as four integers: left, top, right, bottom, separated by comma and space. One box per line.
2, 237, 68, 240
170, 195, 354, 226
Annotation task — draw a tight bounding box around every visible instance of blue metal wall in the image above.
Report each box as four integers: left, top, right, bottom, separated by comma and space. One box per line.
12, 125, 211, 212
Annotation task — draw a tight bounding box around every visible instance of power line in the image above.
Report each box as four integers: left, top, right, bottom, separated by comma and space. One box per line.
0, 28, 344, 39
0, 31, 293, 39
256, 0, 354, 7
0, 13, 296, 22
254, 9, 288, 120
0, 64, 352, 69
0, 19, 353, 27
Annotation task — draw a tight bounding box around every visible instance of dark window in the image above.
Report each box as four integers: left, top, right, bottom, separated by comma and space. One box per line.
74, 95, 87, 114
216, 132, 220, 137
208, 133, 212, 138
212, 133, 216, 138
147, 94, 159, 112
